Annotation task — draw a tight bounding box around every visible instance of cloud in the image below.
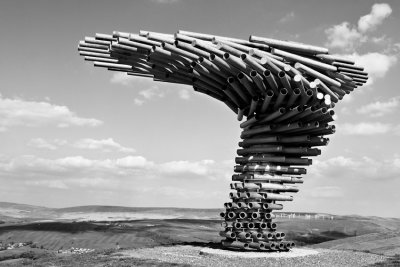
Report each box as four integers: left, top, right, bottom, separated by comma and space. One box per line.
334, 52, 397, 86
348, 52, 397, 83
159, 160, 215, 176
134, 98, 144, 106
0, 155, 228, 183
27, 138, 67, 150
312, 154, 400, 182
27, 137, 135, 153
151, 0, 179, 3
110, 73, 192, 105
357, 97, 399, 117
27, 138, 58, 150
310, 186, 344, 198
73, 138, 135, 153
26, 180, 68, 189
325, 22, 365, 51
178, 89, 191, 100
133, 85, 166, 105
358, 3, 392, 33
279, 12, 295, 24
394, 125, 400, 135
0, 94, 102, 131
110, 73, 149, 86
116, 156, 151, 168
339, 122, 392, 135
0, 153, 233, 208
139, 85, 165, 99
135, 85, 189, 105
322, 156, 359, 168
324, 3, 392, 52
0, 155, 153, 178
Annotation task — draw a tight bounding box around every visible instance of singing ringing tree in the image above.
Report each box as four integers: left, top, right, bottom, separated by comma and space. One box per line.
78, 30, 368, 251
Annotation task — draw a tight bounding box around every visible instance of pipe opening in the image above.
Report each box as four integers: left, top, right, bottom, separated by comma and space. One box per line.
267, 90, 274, 97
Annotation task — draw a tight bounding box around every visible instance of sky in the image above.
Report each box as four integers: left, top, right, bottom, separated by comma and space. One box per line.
0, 0, 399, 217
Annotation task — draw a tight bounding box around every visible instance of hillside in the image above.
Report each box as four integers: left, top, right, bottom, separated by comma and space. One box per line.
0, 202, 399, 257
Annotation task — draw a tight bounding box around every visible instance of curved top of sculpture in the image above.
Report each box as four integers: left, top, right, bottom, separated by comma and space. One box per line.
78, 30, 368, 125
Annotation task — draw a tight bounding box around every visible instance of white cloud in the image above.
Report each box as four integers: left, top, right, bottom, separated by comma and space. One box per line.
357, 97, 399, 117
310, 186, 344, 198
325, 22, 365, 51
371, 35, 387, 44
139, 85, 165, 99
57, 156, 94, 168
151, 0, 179, 3
110, 72, 149, 86
324, 3, 393, 52
159, 159, 215, 176
27, 138, 58, 150
0, 155, 229, 184
26, 180, 68, 189
347, 52, 397, 83
178, 89, 191, 100
74, 138, 135, 153
134, 85, 170, 105
394, 125, 400, 136
279, 12, 295, 24
116, 156, 152, 168
0, 94, 102, 131
111, 73, 192, 105
0, 154, 231, 205
324, 156, 359, 168
134, 98, 144, 106
312, 154, 400, 182
358, 3, 392, 33
27, 137, 135, 153
339, 122, 392, 135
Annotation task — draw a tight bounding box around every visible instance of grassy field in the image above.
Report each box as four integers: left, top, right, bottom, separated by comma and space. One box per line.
0, 202, 399, 266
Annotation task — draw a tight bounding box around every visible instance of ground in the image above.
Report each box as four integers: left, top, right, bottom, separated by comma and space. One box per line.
0, 203, 399, 266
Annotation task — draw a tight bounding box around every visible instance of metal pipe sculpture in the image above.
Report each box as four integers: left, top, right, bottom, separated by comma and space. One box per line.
78, 30, 368, 252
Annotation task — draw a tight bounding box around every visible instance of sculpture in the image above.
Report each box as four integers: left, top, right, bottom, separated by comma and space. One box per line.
78, 30, 368, 251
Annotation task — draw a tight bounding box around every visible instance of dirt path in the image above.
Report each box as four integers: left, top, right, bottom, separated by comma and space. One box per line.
114, 245, 389, 267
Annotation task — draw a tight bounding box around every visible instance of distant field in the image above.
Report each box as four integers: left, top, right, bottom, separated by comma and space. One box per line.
0, 201, 399, 266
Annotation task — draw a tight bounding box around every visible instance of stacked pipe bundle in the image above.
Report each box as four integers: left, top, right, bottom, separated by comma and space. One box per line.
78, 30, 368, 251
